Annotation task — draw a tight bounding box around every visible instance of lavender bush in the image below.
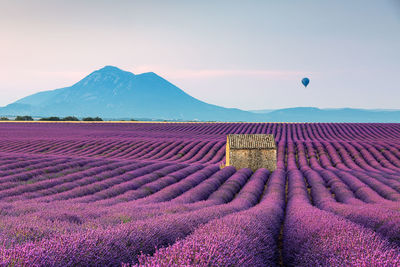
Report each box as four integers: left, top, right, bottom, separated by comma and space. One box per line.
0, 122, 399, 266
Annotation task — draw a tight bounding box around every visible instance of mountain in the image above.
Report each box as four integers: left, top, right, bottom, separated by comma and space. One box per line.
261, 107, 400, 123
248, 109, 275, 114
1, 66, 399, 122
0, 66, 262, 121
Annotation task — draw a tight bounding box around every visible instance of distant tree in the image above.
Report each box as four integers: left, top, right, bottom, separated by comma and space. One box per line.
82, 117, 94, 121
130, 119, 137, 121
62, 116, 80, 121
0, 117, 9, 121
39, 117, 61, 121
15, 115, 33, 121
82, 117, 103, 121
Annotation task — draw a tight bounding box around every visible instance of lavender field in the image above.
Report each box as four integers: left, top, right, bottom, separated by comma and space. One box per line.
0, 122, 400, 266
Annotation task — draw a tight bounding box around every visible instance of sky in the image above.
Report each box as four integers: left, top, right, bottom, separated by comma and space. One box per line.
0, 0, 399, 110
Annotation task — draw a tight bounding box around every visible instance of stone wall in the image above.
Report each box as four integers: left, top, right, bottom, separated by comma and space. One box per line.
228, 148, 276, 172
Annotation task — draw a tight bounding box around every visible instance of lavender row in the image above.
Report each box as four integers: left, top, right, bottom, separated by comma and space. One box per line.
1, 168, 270, 266
303, 169, 400, 246
283, 170, 400, 266
134, 169, 285, 266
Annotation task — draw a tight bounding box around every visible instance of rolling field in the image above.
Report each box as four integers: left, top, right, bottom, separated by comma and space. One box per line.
1, 122, 400, 266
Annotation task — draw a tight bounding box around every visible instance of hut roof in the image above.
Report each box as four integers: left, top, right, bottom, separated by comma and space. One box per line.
227, 134, 276, 149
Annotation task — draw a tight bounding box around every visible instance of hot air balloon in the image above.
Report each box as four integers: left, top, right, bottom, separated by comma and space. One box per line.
302, 77, 310, 88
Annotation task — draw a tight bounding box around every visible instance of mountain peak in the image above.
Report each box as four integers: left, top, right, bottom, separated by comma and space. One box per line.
98, 65, 126, 73
140, 71, 161, 78
95, 65, 135, 76
76, 66, 135, 86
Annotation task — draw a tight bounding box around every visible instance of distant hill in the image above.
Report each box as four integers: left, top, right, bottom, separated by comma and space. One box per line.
259, 107, 400, 123
1, 66, 399, 122
248, 109, 275, 114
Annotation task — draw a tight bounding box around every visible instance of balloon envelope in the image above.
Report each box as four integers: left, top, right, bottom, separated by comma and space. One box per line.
302, 78, 310, 87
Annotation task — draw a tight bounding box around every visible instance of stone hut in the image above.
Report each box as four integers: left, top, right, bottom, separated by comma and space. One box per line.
226, 134, 277, 172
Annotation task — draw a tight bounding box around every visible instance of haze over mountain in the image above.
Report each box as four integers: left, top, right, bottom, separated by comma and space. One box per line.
1, 66, 399, 122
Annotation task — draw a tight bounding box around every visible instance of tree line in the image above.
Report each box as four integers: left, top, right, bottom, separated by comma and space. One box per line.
0, 116, 103, 121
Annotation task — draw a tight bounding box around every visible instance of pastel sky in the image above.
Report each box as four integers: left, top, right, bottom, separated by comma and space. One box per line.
1, 0, 399, 110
